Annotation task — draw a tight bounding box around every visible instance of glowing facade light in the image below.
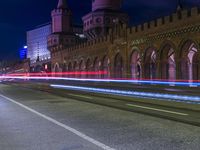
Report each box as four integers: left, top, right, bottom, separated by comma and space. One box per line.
45, 64, 48, 70
19, 46, 27, 60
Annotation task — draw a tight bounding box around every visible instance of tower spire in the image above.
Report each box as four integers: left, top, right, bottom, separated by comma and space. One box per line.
57, 0, 68, 9
177, 0, 183, 11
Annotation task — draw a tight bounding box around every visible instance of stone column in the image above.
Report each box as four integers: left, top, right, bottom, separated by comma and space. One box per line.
156, 60, 161, 79
176, 59, 181, 80
141, 62, 145, 79
197, 59, 200, 80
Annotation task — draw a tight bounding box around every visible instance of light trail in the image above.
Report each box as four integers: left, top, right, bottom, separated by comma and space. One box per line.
5, 72, 200, 82
6, 71, 108, 76
1, 75, 200, 103
1, 75, 200, 87
50, 84, 200, 104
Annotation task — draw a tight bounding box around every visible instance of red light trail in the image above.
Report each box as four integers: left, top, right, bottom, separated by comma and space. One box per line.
5, 71, 108, 77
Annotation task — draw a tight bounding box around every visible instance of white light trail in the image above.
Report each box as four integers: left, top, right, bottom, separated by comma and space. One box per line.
1, 75, 200, 87
50, 84, 200, 104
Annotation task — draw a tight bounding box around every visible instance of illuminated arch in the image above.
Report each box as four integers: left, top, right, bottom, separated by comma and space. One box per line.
34, 65, 44, 73
179, 40, 199, 80
73, 61, 78, 78
73, 61, 78, 71
67, 62, 72, 77
160, 43, 176, 80
93, 57, 101, 78
62, 63, 67, 72
144, 47, 157, 80
114, 53, 123, 78
86, 58, 92, 71
54, 63, 60, 73
102, 55, 110, 78
79, 60, 86, 78
86, 58, 92, 78
130, 50, 141, 79
68, 62, 72, 72
79, 60, 85, 71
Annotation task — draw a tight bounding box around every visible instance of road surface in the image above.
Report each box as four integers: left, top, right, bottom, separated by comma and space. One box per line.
0, 84, 199, 150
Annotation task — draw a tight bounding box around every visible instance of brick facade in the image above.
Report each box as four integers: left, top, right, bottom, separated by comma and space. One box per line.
49, 1, 200, 81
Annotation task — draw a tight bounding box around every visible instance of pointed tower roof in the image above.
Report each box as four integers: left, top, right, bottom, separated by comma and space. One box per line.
177, 0, 183, 12
57, 0, 68, 9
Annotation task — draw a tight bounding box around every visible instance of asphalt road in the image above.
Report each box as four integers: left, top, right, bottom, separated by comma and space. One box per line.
0, 84, 200, 150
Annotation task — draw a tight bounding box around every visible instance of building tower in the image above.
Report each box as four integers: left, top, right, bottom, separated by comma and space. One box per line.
177, 0, 183, 11
82, 0, 129, 40
48, 0, 77, 50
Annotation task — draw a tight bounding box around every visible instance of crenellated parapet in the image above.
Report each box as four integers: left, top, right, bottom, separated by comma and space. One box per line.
52, 35, 111, 55
127, 7, 200, 39
51, 7, 200, 57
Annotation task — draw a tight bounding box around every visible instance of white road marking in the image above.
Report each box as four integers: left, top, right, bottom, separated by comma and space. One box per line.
126, 104, 188, 116
0, 94, 115, 150
68, 94, 93, 100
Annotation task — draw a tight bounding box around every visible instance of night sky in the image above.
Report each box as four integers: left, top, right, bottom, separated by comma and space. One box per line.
0, 0, 199, 60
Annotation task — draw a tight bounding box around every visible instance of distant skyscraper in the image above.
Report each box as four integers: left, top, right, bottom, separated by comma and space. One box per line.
27, 24, 52, 64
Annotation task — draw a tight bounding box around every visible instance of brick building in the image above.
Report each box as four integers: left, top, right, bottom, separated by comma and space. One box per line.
48, 0, 200, 81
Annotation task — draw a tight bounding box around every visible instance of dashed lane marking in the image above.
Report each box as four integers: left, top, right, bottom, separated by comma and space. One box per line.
68, 94, 93, 100
126, 103, 188, 116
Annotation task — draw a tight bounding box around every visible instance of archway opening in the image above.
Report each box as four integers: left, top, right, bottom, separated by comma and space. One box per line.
35, 65, 44, 73
79, 60, 85, 78
180, 41, 199, 81
55, 64, 59, 73
86, 59, 92, 78
54, 64, 60, 77
114, 53, 123, 79
130, 50, 141, 79
160, 44, 176, 80
73, 61, 78, 78
144, 48, 157, 80
93, 57, 101, 79
62, 63, 67, 77
193, 53, 199, 81
102, 56, 110, 79
68, 62, 72, 77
